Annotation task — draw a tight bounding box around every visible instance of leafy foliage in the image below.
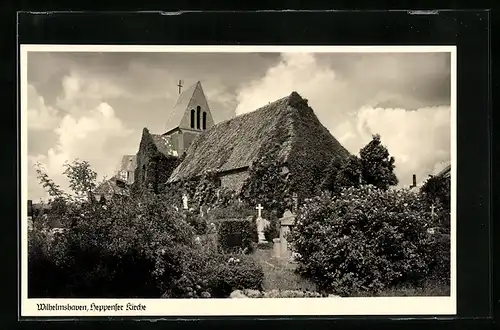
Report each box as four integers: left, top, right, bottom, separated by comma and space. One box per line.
164, 246, 264, 298
321, 134, 398, 194
191, 171, 220, 208
288, 186, 447, 296
420, 174, 451, 231
263, 220, 280, 242
359, 134, 398, 190
28, 159, 263, 298
216, 218, 258, 254
133, 128, 181, 194
335, 155, 363, 190
240, 159, 292, 217
207, 201, 256, 220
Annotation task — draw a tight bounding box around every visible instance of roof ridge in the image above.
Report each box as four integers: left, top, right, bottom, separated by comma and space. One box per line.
214, 94, 292, 127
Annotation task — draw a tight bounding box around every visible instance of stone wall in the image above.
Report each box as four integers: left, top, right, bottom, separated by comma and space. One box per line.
219, 170, 250, 192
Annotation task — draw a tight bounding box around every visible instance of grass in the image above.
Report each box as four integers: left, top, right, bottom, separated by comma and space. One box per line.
349, 281, 450, 297
253, 247, 317, 292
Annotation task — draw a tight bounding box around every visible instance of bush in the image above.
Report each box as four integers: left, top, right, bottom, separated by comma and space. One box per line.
185, 211, 208, 235
208, 201, 256, 220
289, 186, 446, 296
30, 159, 264, 299
263, 217, 280, 242
165, 246, 264, 298
216, 218, 258, 254
426, 233, 450, 286
28, 191, 197, 298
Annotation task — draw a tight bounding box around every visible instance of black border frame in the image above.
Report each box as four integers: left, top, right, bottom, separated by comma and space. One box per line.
14, 10, 492, 324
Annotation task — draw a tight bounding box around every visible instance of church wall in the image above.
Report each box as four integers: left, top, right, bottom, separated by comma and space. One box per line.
219, 170, 249, 193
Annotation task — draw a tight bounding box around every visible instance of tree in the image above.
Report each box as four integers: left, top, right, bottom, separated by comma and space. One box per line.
359, 134, 398, 190
335, 155, 363, 189
420, 174, 451, 230
319, 154, 344, 193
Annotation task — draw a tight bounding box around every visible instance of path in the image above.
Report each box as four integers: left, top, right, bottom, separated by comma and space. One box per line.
253, 247, 316, 292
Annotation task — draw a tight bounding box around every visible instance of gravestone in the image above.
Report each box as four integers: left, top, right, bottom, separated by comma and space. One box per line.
275, 210, 296, 259
255, 204, 270, 243
182, 194, 189, 210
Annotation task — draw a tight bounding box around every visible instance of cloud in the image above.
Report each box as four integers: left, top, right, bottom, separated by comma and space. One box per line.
336, 106, 451, 186
28, 72, 135, 201
234, 52, 451, 186
27, 84, 59, 131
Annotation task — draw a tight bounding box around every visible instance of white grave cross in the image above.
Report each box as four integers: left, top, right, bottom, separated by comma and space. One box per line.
256, 204, 264, 218
430, 204, 436, 217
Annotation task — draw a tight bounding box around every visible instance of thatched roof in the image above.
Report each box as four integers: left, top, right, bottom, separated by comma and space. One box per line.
168, 91, 350, 183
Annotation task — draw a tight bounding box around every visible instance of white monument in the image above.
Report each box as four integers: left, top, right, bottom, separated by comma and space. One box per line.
255, 204, 269, 243
182, 194, 189, 210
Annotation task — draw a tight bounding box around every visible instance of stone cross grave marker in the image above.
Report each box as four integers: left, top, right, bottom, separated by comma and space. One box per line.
430, 204, 436, 217
255, 204, 269, 243
182, 194, 189, 210
256, 204, 264, 218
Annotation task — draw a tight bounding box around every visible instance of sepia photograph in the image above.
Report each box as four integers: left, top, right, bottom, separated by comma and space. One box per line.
21, 45, 456, 316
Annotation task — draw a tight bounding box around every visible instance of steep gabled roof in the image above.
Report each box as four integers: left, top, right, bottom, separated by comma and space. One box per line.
164, 81, 213, 134
168, 91, 350, 183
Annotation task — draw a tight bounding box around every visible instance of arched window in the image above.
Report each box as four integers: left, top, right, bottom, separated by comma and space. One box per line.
190, 109, 195, 128
202, 112, 207, 130
196, 106, 201, 129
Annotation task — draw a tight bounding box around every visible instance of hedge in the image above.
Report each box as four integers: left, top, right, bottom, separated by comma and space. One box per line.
165, 246, 264, 298
216, 218, 258, 254
289, 186, 448, 296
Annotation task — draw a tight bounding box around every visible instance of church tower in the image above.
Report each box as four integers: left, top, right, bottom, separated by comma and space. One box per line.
162, 81, 215, 156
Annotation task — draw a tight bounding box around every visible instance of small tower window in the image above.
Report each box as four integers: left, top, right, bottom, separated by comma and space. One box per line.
190, 109, 195, 128
202, 112, 207, 130
196, 106, 201, 129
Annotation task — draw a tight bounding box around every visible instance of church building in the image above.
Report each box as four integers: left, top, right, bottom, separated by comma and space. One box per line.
111, 81, 350, 198
115, 81, 215, 187
130, 81, 217, 191
168, 91, 350, 196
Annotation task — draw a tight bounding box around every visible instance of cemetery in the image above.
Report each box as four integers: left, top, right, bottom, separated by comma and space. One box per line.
26, 88, 450, 299
27, 130, 451, 299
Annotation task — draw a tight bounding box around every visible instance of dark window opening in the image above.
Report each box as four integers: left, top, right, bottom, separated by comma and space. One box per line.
202, 112, 207, 130
196, 106, 201, 129
190, 109, 195, 128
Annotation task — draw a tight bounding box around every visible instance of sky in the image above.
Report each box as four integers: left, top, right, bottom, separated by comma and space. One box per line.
26, 50, 452, 202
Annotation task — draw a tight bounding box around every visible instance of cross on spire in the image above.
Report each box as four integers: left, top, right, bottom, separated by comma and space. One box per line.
177, 80, 183, 94
256, 204, 264, 218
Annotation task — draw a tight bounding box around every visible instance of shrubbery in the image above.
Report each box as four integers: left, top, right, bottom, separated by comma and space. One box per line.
289, 186, 448, 296
164, 246, 264, 298
216, 218, 258, 254
28, 160, 264, 298
263, 216, 280, 242
28, 190, 195, 298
